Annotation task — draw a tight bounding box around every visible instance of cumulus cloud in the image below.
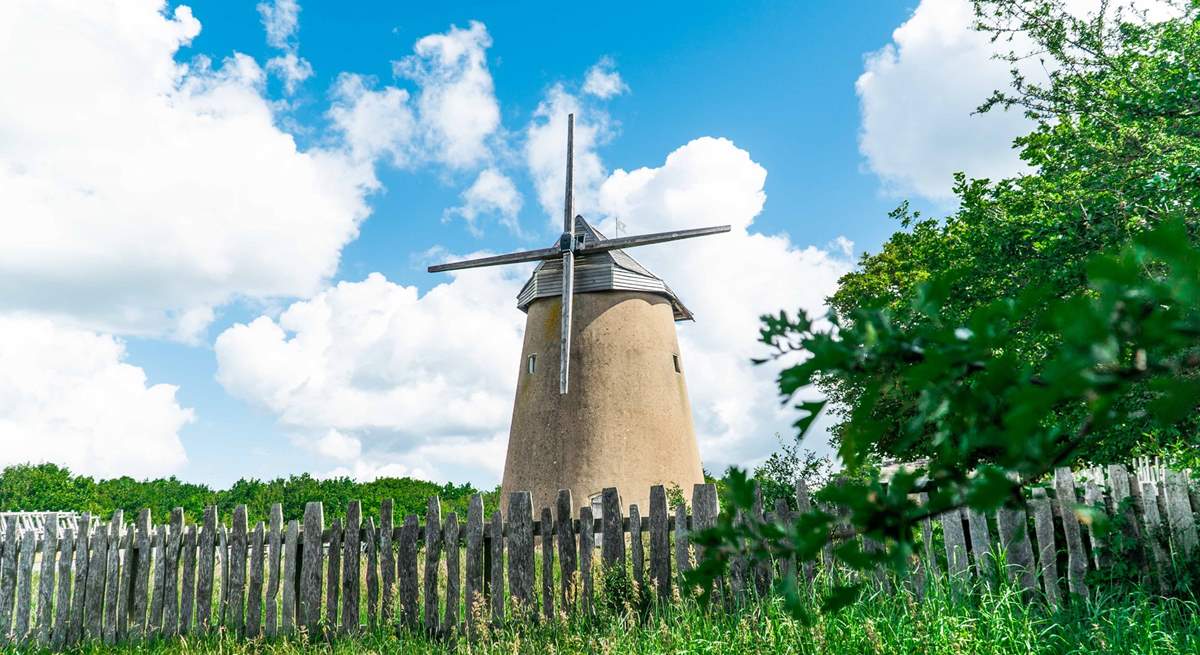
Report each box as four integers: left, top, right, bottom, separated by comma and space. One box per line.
856, 0, 1034, 201
327, 73, 417, 167
857, 0, 1181, 202
445, 168, 524, 235
257, 0, 313, 93
582, 57, 629, 99
394, 21, 501, 169
0, 0, 377, 341
0, 316, 192, 478
525, 86, 611, 223
596, 138, 853, 470
214, 269, 527, 484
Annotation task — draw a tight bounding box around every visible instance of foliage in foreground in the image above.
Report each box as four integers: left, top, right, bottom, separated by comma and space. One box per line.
34, 580, 1200, 655
0, 463, 500, 526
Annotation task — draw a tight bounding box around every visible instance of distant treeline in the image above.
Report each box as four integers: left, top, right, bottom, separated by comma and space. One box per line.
0, 463, 501, 526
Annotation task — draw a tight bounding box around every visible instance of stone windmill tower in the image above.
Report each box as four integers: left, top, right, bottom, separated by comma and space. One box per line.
429, 115, 728, 513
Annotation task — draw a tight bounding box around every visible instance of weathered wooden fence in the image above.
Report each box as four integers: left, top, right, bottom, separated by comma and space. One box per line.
0, 459, 1196, 650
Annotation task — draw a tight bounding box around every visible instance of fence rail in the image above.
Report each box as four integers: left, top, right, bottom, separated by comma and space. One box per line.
0, 458, 1196, 650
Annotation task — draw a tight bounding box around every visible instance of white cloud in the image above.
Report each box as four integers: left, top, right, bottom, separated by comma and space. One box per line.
582, 57, 629, 99
524, 85, 611, 224
394, 21, 501, 169
856, 0, 1034, 201
0, 316, 192, 478
214, 269, 527, 484
327, 73, 417, 167
0, 0, 378, 341
445, 168, 523, 235
257, 0, 300, 49
257, 0, 312, 94
596, 138, 853, 471
267, 51, 314, 93
857, 0, 1181, 202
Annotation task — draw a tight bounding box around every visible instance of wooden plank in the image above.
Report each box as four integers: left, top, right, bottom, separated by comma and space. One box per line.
424, 496, 442, 634
628, 504, 644, 591
379, 499, 395, 625
398, 514, 418, 628
464, 496, 483, 638
83, 524, 106, 641
1164, 470, 1198, 558
265, 504, 282, 638
180, 524, 197, 635
227, 506, 248, 637
539, 508, 553, 622
554, 490, 576, 612
691, 484, 720, 599
751, 485, 770, 595
489, 510, 505, 624
67, 516, 90, 646
1030, 488, 1061, 606
914, 493, 938, 591
341, 500, 361, 635
246, 522, 264, 638
1139, 482, 1171, 593
1106, 464, 1144, 567
324, 518, 341, 635
161, 508, 182, 637
1054, 468, 1089, 598
300, 501, 323, 634
600, 488, 625, 577
773, 499, 793, 586
195, 506, 216, 634
15, 528, 36, 644
507, 492, 534, 619
102, 512, 122, 644
281, 519, 298, 635
117, 530, 134, 642
795, 481, 816, 583
941, 507, 970, 586
51, 526, 74, 650
675, 503, 691, 580
0, 517, 18, 644
1082, 480, 1108, 569
577, 506, 594, 616
445, 512, 462, 634
996, 505, 1037, 597
365, 518, 379, 631
965, 508, 993, 582
218, 524, 229, 627
648, 485, 671, 601
35, 513, 57, 645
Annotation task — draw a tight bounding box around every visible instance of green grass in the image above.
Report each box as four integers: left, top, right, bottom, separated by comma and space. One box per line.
21, 577, 1200, 655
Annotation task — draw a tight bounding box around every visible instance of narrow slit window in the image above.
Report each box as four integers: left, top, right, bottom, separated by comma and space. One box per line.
528, 353, 537, 374
672, 353, 681, 373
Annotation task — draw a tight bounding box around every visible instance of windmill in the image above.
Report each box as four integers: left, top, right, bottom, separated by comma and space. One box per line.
429, 114, 730, 394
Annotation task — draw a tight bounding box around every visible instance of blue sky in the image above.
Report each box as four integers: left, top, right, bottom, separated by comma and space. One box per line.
0, 0, 1035, 487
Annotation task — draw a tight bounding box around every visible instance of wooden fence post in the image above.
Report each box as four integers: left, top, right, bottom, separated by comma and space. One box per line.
941, 508, 970, 592
649, 486, 671, 601
445, 512, 462, 634
380, 499, 395, 625
489, 510, 505, 624
83, 524, 106, 641
35, 512, 57, 646
51, 527, 74, 650
600, 488, 625, 582
365, 518, 379, 631
399, 514, 419, 628
1139, 482, 1171, 593
465, 496, 484, 637
178, 524, 197, 635
281, 519, 298, 635
539, 508, 554, 621
1164, 470, 1198, 557
15, 528, 36, 644
691, 484, 720, 599
196, 507, 216, 634
1054, 468, 1090, 599
675, 503, 691, 581
995, 505, 1037, 598
555, 490, 577, 613
424, 497, 443, 634
1030, 488, 1061, 606
0, 517, 17, 645
324, 518, 341, 635
300, 501, 323, 634
246, 522, 264, 638
508, 492, 535, 620
264, 504, 282, 638
67, 515, 90, 646
629, 504, 644, 591
341, 500, 361, 635
162, 508, 182, 637
578, 506, 594, 616
228, 505, 248, 637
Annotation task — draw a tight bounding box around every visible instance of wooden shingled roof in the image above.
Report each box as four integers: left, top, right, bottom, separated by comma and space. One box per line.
516, 215, 694, 321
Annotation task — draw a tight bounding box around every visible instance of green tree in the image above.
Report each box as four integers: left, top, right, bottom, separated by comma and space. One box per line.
824, 0, 1200, 463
